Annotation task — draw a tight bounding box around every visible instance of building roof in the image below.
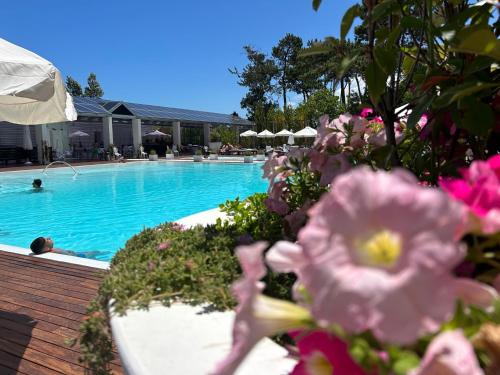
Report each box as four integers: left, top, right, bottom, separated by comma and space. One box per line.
72, 97, 253, 126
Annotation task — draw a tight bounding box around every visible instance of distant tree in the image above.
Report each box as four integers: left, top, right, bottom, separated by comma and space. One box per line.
229, 46, 278, 121
65, 76, 83, 97
298, 89, 342, 126
272, 34, 303, 110
83, 73, 104, 98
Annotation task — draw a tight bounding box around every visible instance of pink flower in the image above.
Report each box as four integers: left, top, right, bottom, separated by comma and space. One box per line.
368, 123, 404, 147
265, 180, 290, 215
360, 108, 374, 118
212, 242, 312, 375
314, 115, 341, 150
262, 153, 287, 184
290, 330, 369, 375
440, 154, 500, 234
410, 330, 483, 375
269, 168, 468, 344
454, 278, 498, 310
157, 240, 171, 251
418, 114, 429, 129
309, 150, 350, 186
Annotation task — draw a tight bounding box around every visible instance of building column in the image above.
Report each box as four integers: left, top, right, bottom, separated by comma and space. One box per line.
35, 124, 50, 164
203, 123, 211, 146
172, 121, 181, 147
102, 116, 114, 147
132, 118, 142, 151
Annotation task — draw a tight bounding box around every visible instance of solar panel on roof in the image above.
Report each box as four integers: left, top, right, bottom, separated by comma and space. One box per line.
72, 97, 110, 115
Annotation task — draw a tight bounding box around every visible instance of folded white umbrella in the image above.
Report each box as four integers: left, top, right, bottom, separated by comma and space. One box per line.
23, 126, 33, 150
0, 38, 77, 125
257, 129, 275, 138
240, 130, 257, 137
275, 129, 294, 136
144, 129, 169, 137
294, 126, 317, 138
287, 135, 295, 145
69, 130, 89, 138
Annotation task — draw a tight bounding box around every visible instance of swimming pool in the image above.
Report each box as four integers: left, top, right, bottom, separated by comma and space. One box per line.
0, 162, 268, 260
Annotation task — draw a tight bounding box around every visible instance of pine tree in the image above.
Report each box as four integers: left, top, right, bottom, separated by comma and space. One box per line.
65, 76, 83, 97
83, 73, 104, 98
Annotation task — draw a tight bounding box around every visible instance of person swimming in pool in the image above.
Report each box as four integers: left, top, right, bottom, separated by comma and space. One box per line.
32, 179, 42, 190
29, 237, 101, 259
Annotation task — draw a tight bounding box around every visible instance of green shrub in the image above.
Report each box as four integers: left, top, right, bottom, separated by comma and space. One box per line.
149, 149, 157, 155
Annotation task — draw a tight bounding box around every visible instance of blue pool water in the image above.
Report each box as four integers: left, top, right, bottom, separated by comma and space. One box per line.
0, 162, 267, 260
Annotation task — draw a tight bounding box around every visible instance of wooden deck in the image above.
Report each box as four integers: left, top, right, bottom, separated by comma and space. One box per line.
0, 250, 122, 374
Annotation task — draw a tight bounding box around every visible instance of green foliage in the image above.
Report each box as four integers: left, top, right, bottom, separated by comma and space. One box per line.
65, 76, 83, 97
211, 126, 237, 145
84, 72, 104, 98
217, 193, 284, 243
149, 149, 157, 155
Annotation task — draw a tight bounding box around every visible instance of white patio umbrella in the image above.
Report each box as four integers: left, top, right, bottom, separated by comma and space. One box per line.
69, 130, 89, 138
257, 129, 275, 138
144, 129, 170, 137
287, 135, 295, 145
294, 126, 317, 138
240, 130, 257, 137
275, 129, 294, 137
0, 38, 77, 125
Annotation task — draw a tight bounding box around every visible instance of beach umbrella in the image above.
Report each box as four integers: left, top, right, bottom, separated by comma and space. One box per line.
240, 130, 257, 137
144, 129, 170, 137
69, 130, 89, 138
294, 126, 317, 138
287, 135, 295, 145
0, 38, 77, 125
257, 129, 275, 138
275, 129, 294, 137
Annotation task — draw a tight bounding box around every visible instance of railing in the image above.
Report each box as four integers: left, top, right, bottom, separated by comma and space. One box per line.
42, 161, 78, 177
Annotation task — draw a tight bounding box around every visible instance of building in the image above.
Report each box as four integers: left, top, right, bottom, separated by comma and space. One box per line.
0, 97, 253, 162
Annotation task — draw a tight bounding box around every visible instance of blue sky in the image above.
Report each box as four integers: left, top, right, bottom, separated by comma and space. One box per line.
2, 0, 357, 117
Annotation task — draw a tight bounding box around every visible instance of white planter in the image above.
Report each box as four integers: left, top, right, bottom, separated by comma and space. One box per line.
193, 155, 203, 162
244, 155, 254, 163
255, 154, 266, 161
110, 303, 297, 375
149, 154, 158, 161
209, 154, 218, 160
165, 153, 174, 160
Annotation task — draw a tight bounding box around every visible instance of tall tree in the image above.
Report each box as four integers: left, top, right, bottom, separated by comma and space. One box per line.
84, 73, 104, 98
272, 34, 303, 110
65, 76, 83, 97
229, 46, 278, 126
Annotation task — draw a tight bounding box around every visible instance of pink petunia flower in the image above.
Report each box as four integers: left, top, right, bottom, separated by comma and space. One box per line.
440, 154, 500, 234
309, 150, 351, 186
268, 167, 468, 345
212, 242, 312, 375
410, 330, 483, 375
290, 330, 370, 375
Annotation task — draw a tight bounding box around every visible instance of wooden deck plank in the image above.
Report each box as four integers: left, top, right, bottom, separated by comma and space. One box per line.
0, 250, 123, 374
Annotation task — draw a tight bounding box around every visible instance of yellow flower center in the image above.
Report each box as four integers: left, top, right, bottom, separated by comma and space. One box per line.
356, 230, 402, 268
305, 351, 334, 375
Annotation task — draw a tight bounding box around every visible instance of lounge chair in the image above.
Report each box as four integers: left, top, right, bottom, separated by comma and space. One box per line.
113, 147, 122, 159
138, 146, 148, 159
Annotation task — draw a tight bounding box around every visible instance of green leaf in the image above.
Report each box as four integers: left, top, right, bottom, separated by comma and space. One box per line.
374, 46, 399, 76
393, 352, 420, 375
407, 95, 434, 129
312, 0, 322, 11
341, 4, 361, 41
459, 100, 495, 136
372, 0, 398, 22
434, 81, 497, 108
366, 61, 388, 103
452, 26, 500, 60
400, 16, 424, 30
337, 51, 361, 78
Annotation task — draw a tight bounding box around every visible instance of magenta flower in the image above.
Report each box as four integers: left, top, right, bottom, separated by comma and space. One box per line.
290, 330, 369, 375
410, 330, 483, 375
157, 240, 171, 251
360, 107, 374, 118
440, 154, 500, 234
212, 242, 312, 375
269, 168, 468, 344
